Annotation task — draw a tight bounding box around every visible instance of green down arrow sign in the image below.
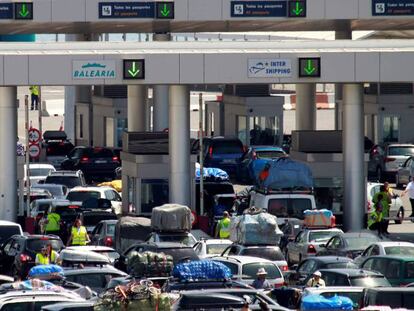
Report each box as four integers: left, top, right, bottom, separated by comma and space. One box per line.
15, 2, 33, 20
299, 58, 320, 78
19, 4, 29, 17
160, 4, 170, 17
128, 62, 140, 77
292, 2, 303, 16
156, 2, 174, 19
304, 59, 316, 75
123, 59, 145, 80
288, 0, 306, 18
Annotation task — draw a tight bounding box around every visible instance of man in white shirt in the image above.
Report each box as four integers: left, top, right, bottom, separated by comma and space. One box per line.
306, 271, 326, 287
402, 176, 414, 219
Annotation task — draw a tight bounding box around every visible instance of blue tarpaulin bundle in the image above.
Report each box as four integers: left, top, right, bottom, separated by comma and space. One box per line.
28, 264, 64, 279
173, 259, 232, 281
195, 165, 229, 181
301, 294, 354, 311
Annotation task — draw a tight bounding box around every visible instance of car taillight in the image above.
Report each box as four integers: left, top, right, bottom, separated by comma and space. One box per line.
385, 157, 396, 162
112, 156, 119, 162
80, 157, 90, 163
307, 245, 317, 254
208, 146, 213, 158
280, 265, 289, 272
20, 254, 32, 262
104, 236, 113, 247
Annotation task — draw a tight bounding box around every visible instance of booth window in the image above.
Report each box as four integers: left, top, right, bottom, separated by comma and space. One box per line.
141, 179, 169, 214
383, 116, 399, 143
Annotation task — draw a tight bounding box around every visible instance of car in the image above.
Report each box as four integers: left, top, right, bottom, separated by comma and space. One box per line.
286, 256, 357, 286
285, 228, 343, 265
171, 292, 251, 311
367, 182, 404, 224
237, 145, 286, 183
24, 163, 56, 185
115, 242, 199, 272
302, 268, 391, 287
41, 301, 95, 311
44, 170, 86, 190
316, 232, 382, 259
193, 239, 233, 259
198, 136, 245, 176
165, 279, 253, 292
60, 146, 120, 181
279, 218, 303, 253
0, 234, 64, 279
90, 219, 118, 247
65, 245, 120, 264
354, 242, 414, 266
59, 248, 111, 267
80, 210, 118, 234
396, 155, 414, 188
212, 255, 285, 288
66, 186, 122, 215
220, 244, 288, 273
0, 221, 23, 245
0, 289, 84, 311
63, 265, 127, 293
362, 287, 414, 309
32, 184, 69, 200
368, 144, 414, 182
43, 130, 75, 169
360, 255, 414, 286
171, 289, 287, 311
302, 286, 364, 309
145, 231, 197, 247
30, 198, 72, 219
24, 188, 53, 203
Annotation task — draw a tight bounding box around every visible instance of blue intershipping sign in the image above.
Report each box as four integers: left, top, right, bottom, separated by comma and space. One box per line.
0, 3, 13, 19
99, 2, 155, 18
372, 0, 414, 16
231, 1, 287, 17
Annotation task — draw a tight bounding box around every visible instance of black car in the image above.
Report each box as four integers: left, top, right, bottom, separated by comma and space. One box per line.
115, 242, 199, 272
316, 232, 381, 259
61, 147, 120, 181
0, 234, 64, 278
287, 256, 357, 286
43, 131, 75, 169
362, 287, 414, 309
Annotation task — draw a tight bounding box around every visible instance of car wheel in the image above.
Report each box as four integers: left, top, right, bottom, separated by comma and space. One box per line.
376, 167, 383, 182
395, 207, 404, 224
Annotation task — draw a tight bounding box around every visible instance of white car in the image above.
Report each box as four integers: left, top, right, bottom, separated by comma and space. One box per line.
354, 241, 414, 266
24, 163, 56, 185
193, 239, 232, 259
367, 182, 404, 224
212, 255, 285, 288
66, 186, 122, 214
65, 245, 120, 264
286, 228, 343, 265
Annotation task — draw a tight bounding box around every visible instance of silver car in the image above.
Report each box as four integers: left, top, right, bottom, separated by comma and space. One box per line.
396, 156, 414, 188
286, 228, 343, 265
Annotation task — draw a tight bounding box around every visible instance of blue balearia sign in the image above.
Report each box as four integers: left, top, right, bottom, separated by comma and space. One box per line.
72, 60, 116, 79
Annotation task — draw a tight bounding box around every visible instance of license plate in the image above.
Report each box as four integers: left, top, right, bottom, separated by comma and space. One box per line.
222, 159, 235, 164
95, 160, 107, 164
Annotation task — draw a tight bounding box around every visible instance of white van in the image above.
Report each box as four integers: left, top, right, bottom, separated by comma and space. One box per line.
0, 221, 24, 244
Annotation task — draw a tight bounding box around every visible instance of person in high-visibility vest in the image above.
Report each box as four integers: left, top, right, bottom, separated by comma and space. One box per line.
67, 219, 90, 246
35, 245, 58, 265
216, 211, 231, 239
368, 197, 386, 237
44, 210, 61, 236
29, 85, 39, 110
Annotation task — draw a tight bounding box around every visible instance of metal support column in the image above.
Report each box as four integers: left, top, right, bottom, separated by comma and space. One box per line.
127, 85, 147, 132
295, 83, 316, 130
0, 87, 17, 221
169, 85, 190, 205
343, 84, 365, 231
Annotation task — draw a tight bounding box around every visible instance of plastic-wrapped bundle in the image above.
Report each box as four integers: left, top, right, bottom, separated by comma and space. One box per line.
303, 209, 336, 228
28, 264, 64, 279
151, 204, 192, 232
301, 294, 353, 311
127, 251, 173, 277
172, 260, 232, 281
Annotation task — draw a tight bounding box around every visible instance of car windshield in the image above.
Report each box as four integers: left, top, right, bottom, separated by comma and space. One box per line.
158, 235, 197, 247
33, 186, 64, 197
206, 244, 231, 255
350, 276, 391, 287
0, 226, 21, 244
385, 246, 414, 256
67, 191, 101, 202
256, 150, 285, 159
388, 146, 414, 156
242, 263, 281, 279
212, 141, 243, 154
405, 262, 414, 278
161, 248, 199, 264
242, 248, 285, 261
83, 214, 117, 227
30, 168, 54, 177
268, 198, 312, 219
84, 148, 114, 158
325, 262, 358, 269
27, 238, 63, 252
45, 176, 82, 188
309, 231, 340, 242
345, 236, 379, 249
107, 224, 116, 236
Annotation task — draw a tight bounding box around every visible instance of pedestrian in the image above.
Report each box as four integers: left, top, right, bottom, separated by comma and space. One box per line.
368, 197, 386, 237
46, 244, 59, 265
306, 271, 325, 287
16, 137, 24, 156
44, 208, 61, 236
216, 211, 231, 239
373, 185, 391, 234
29, 85, 39, 110
67, 219, 90, 246
35, 246, 50, 265
402, 176, 414, 220
251, 268, 272, 289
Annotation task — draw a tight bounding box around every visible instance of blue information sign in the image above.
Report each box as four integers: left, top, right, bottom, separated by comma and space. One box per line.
0, 3, 13, 19
99, 2, 155, 18
372, 0, 414, 16
231, 1, 287, 17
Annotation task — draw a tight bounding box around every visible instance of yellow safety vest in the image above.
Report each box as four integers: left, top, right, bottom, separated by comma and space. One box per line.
45, 213, 61, 232
219, 218, 231, 239
368, 210, 383, 228
36, 253, 49, 265
71, 226, 88, 246
30, 86, 39, 96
